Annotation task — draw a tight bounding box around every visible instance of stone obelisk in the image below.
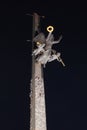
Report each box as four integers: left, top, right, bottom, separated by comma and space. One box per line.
30, 13, 47, 130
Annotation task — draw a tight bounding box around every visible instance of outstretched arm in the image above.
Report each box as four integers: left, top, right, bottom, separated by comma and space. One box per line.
52, 35, 62, 44
46, 32, 52, 42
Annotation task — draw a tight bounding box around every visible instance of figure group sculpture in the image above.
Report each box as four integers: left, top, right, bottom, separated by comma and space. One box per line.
32, 26, 65, 67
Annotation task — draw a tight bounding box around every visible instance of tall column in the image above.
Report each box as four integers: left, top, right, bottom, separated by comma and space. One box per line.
30, 13, 47, 130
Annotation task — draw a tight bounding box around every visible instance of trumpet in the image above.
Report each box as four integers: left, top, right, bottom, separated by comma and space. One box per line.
57, 56, 65, 67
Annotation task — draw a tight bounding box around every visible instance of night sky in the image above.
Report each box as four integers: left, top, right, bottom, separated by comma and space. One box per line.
0, 1, 87, 130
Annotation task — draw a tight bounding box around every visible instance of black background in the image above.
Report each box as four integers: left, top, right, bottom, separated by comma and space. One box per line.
0, 1, 87, 130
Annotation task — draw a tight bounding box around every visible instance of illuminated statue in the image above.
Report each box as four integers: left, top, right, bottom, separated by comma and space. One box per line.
32, 26, 65, 67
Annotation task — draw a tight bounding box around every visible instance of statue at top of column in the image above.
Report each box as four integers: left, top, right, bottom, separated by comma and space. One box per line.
32, 26, 65, 67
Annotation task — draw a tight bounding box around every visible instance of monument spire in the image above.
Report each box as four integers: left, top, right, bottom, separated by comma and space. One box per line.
30, 13, 47, 130
30, 12, 65, 130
